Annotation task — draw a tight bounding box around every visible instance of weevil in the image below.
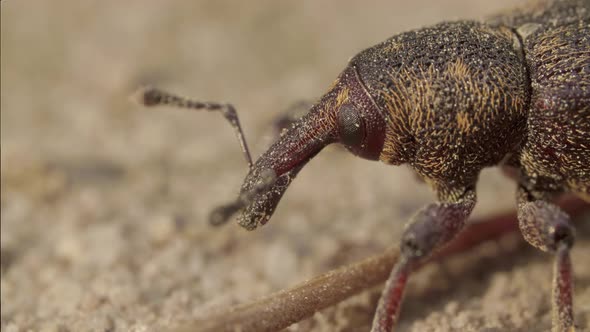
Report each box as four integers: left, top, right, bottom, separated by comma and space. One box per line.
136, 0, 589, 330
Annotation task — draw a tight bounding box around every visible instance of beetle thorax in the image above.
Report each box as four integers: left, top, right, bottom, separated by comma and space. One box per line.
351, 21, 530, 188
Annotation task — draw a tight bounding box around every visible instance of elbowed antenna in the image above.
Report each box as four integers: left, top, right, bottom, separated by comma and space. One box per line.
132, 65, 386, 230
131, 85, 341, 229
132, 86, 254, 169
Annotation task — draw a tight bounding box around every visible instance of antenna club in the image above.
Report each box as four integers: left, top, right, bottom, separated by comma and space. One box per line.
130, 86, 164, 107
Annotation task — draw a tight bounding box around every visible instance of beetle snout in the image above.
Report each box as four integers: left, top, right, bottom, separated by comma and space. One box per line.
236, 167, 301, 230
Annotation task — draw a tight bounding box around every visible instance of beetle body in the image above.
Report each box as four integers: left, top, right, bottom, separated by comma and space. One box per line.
520, 20, 590, 200
234, 0, 588, 231
227, 1, 589, 330
140, 0, 589, 330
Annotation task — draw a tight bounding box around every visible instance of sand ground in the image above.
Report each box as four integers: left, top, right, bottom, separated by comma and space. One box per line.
1, 1, 589, 331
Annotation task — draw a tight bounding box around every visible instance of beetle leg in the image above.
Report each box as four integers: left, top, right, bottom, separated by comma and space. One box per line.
554, 244, 574, 332
371, 189, 476, 332
517, 187, 576, 332
371, 256, 411, 332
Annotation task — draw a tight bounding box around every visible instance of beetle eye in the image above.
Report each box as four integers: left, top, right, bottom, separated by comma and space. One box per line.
338, 103, 365, 147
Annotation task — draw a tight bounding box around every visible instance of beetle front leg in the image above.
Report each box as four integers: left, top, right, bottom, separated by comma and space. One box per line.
371, 189, 476, 332
517, 188, 576, 332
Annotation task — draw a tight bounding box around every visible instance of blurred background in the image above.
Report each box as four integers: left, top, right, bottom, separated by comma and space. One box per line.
2, 1, 589, 331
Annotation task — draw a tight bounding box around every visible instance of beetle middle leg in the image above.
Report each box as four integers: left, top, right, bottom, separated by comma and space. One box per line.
517, 187, 576, 332
371, 188, 476, 332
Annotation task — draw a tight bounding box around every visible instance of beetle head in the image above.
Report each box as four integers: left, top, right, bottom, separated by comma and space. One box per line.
216, 66, 386, 230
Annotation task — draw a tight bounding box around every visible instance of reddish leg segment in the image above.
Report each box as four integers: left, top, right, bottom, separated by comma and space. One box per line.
553, 245, 574, 332
371, 189, 476, 332
517, 188, 577, 332
371, 258, 411, 332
